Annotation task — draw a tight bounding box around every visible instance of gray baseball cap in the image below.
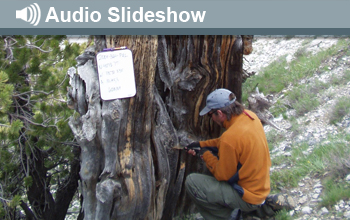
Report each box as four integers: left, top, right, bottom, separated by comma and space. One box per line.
199, 88, 236, 116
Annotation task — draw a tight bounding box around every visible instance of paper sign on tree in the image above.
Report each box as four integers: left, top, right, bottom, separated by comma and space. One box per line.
96, 49, 136, 100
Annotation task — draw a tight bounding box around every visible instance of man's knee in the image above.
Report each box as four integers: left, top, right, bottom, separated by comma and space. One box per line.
185, 173, 197, 192
185, 173, 210, 201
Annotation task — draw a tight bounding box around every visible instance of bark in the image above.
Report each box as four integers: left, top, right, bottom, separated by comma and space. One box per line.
67, 35, 252, 219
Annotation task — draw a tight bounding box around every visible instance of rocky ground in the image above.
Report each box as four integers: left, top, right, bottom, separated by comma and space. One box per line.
242, 36, 350, 220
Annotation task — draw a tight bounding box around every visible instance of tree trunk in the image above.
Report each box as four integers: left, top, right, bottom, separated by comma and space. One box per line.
67, 35, 251, 219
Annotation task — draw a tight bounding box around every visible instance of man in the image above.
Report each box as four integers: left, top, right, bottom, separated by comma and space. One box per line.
185, 88, 295, 220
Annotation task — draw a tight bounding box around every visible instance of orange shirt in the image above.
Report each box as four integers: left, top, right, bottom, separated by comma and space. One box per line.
199, 110, 271, 205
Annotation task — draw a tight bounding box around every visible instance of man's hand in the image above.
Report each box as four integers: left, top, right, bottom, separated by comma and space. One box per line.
185, 142, 201, 155
197, 147, 211, 159
185, 142, 213, 159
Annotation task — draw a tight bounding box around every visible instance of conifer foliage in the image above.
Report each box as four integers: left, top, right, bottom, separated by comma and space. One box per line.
0, 35, 84, 219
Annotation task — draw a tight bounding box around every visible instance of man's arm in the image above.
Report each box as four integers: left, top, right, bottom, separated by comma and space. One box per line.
202, 140, 239, 181
199, 138, 220, 147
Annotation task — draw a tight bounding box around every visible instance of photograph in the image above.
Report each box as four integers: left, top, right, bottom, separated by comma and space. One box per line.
1, 1, 350, 220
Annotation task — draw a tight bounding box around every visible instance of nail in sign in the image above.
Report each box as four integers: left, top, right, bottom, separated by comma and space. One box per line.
96, 49, 136, 100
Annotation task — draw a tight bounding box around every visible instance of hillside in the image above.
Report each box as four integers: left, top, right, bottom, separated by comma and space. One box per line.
243, 36, 350, 220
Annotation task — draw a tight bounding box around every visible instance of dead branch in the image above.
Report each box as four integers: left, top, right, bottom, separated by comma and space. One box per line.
248, 87, 280, 130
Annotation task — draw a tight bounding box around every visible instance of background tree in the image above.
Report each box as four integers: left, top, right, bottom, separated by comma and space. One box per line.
0, 35, 84, 219
67, 35, 253, 219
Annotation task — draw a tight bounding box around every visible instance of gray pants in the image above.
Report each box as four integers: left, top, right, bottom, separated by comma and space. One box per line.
185, 173, 275, 220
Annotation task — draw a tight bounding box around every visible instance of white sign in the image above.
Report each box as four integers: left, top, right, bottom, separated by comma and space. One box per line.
96, 49, 136, 100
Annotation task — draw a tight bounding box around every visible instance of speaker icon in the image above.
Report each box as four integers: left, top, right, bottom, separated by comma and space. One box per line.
16, 3, 41, 26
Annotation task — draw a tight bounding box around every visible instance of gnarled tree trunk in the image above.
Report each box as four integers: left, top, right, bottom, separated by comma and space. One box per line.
67, 35, 253, 219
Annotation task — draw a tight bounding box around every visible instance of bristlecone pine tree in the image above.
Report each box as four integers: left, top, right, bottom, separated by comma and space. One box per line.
67, 35, 253, 220
0, 35, 85, 219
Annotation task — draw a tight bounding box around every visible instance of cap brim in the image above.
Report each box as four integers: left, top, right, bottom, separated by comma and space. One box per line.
199, 106, 211, 116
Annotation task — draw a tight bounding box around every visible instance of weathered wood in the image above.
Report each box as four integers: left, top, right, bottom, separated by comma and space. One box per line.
248, 87, 280, 130
156, 35, 245, 138
68, 58, 103, 220
152, 86, 180, 220
105, 35, 158, 219
67, 35, 251, 220
242, 35, 254, 55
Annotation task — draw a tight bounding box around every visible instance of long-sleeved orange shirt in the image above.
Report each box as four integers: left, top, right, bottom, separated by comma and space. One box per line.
199, 110, 271, 205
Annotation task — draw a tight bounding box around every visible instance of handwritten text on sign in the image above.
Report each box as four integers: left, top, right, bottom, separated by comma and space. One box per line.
96, 49, 136, 100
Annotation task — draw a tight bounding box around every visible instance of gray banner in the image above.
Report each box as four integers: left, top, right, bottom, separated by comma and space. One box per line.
1, 0, 350, 34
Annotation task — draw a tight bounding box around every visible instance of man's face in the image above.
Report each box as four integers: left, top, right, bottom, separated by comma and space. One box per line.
209, 110, 225, 127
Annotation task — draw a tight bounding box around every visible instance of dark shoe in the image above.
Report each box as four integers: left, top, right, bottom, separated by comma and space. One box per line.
266, 194, 296, 211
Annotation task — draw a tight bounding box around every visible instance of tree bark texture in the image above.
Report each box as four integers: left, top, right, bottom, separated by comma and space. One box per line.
67, 35, 252, 220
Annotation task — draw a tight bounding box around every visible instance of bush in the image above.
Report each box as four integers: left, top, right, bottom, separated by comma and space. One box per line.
329, 97, 350, 125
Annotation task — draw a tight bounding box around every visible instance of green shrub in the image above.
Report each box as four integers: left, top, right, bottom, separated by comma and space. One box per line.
266, 132, 285, 151
271, 133, 350, 190
329, 96, 350, 125
320, 178, 350, 208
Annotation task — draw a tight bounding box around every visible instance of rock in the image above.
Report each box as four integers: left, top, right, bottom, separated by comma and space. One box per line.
308, 139, 317, 146
286, 54, 293, 63
312, 193, 319, 199
314, 187, 322, 193
284, 152, 292, 157
284, 146, 292, 151
321, 207, 329, 214
195, 213, 204, 220
346, 174, 350, 182
313, 183, 323, 189
344, 211, 350, 218
299, 196, 308, 204
289, 210, 295, 216
302, 206, 312, 214
314, 188, 322, 194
